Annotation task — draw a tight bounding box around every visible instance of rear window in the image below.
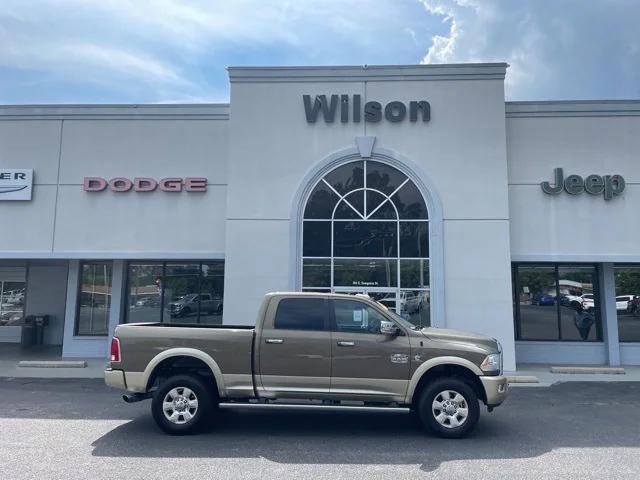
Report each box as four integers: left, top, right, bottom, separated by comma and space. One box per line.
274, 298, 327, 331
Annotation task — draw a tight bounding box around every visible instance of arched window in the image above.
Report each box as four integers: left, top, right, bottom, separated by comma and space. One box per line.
302, 159, 430, 326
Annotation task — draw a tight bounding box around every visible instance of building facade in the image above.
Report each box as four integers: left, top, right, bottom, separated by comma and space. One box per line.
1, 63, 639, 371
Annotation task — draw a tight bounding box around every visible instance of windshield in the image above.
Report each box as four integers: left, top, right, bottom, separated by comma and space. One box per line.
384, 307, 419, 330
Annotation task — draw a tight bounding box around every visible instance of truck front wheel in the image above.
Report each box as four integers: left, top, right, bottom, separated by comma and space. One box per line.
416, 377, 480, 439
151, 374, 214, 435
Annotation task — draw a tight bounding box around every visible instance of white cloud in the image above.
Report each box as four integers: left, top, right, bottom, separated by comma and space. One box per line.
418, 0, 640, 100
0, 0, 437, 102
1, 0, 638, 102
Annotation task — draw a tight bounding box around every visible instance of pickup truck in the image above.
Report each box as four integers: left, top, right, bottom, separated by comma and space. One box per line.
105, 292, 507, 438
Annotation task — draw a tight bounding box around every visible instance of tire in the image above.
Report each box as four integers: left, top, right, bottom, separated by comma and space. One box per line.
151, 374, 214, 435
416, 377, 480, 439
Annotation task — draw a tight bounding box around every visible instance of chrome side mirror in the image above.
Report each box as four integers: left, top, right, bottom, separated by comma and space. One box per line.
380, 320, 400, 336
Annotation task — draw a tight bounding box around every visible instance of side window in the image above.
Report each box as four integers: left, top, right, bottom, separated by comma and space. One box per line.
333, 299, 388, 334
274, 298, 327, 331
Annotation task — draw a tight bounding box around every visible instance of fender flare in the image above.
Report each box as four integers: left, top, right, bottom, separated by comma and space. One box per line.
405, 356, 483, 404
142, 348, 226, 397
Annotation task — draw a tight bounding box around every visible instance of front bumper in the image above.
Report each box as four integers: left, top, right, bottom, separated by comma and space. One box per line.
104, 368, 126, 390
479, 375, 508, 407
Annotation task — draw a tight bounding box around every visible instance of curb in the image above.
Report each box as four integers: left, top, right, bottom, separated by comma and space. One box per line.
18, 360, 88, 369
550, 366, 625, 374
506, 375, 539, 384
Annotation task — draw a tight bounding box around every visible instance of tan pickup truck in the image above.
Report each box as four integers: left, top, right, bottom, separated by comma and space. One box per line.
105, 292, 507, 438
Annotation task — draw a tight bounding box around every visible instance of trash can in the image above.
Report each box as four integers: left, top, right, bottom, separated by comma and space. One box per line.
21, 316, 35, 347
33, 315, 49, 345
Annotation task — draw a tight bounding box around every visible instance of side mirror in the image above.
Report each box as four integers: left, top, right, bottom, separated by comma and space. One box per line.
380, 320, 400, 336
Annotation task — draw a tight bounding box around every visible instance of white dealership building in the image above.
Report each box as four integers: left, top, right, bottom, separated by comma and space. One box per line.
1, 63, 639, 371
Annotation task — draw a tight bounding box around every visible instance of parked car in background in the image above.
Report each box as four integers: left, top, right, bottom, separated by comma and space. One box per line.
169, 293, 223, 318
581, 294, 595, 311
135, 296, 161, 308
535, 294, 556, 306
560, 294, 583, 309
616, 295, 635, 311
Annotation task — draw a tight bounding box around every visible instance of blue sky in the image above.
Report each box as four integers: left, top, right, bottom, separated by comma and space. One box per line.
1, 0, 639, 103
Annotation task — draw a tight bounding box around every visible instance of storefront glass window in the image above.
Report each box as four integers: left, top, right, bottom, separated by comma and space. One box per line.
513, 263, 602, 341
558, 265, 599, 341
76, 262, 112, 336
302, 160, 430, 327
0, 270, 26, 327
614, 265, 640, 342
126, 261, 224, 325
197, 262, 225, 325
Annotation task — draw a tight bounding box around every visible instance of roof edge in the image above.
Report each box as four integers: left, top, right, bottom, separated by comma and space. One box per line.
506, 100, 640, 118
228, 63, 508, 82
0, 103, 230, 120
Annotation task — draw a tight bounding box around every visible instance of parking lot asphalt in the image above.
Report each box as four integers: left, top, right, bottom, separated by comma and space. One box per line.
1, 378, 639, 479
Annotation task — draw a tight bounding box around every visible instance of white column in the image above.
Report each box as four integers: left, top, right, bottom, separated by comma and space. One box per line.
108, 260, 125, 337
600, 263, 620, 366
61, 260, 80, 357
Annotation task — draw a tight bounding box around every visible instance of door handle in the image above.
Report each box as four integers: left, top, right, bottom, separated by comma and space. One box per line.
265, 338, 284, 344
337, 341, 355, 347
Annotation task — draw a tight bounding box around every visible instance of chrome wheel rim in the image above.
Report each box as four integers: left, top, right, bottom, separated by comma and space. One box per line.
162, 387, 199, 424
432, 390, 469, 429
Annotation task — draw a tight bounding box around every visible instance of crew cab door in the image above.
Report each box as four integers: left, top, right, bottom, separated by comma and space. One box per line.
258, 296, 331, 394
330, 298, 411, 400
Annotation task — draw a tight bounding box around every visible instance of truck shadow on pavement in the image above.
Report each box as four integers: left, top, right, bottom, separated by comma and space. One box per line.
89, 382, 640, 472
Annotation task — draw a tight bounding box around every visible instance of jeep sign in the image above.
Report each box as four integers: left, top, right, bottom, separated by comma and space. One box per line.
0, 169, 33, 201
303, 94, 430, 124
541, 168, 625, 200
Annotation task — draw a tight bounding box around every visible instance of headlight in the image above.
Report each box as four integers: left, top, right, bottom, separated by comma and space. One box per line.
481, 353, 502, 373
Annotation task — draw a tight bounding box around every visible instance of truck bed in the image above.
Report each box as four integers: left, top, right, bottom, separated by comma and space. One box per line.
123, 322, 254, 329
114, 322, 255, 382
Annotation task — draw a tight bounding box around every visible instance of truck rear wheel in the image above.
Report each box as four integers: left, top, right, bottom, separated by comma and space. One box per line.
151, 374, 214, 435
416, 377, 480, 439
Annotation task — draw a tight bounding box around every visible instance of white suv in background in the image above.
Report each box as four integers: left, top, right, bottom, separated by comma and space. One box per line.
581, 294, 595, 311
616, 295, 635, 311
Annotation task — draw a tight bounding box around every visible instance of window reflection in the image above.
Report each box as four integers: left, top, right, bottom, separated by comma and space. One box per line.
301, 160, 429, 321
333, 259, 397, 288
304, 182, 340, 219
333, 221, 397, 258
366, 162, 408, 196
126, 263, 163, 324
126, 261, 224, 325
515, 265, 559, 340
391, 181, 428, 219
514, 264, 602, 341
615, 265, 640, 342
0, 271, 26, 327
198, 262, 225, 325
323, 161, 364, 196
77, 262, 112, 336
303, 259, 331, 288
558, 266, 599, 341
398, 289, 430, 327
400, 260, 429, 289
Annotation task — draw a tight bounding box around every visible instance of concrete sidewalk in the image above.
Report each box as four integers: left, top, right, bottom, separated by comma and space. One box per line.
0, 344, 106, 378
506, 363, 640, 387
0, 357, 107, 378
